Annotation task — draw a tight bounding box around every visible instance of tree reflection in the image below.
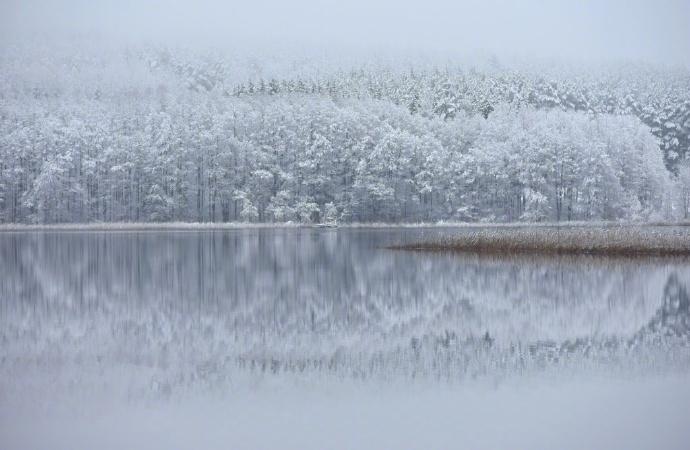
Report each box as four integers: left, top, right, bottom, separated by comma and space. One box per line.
1, 229, 689, 397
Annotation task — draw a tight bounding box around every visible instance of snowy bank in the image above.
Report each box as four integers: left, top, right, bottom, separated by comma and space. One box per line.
1, 220, 689, 232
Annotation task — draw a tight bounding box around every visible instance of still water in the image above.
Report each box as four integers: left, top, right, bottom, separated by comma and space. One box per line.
1, 228, 690, 449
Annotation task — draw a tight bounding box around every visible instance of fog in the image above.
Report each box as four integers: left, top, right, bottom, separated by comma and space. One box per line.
2, 0, 689, 64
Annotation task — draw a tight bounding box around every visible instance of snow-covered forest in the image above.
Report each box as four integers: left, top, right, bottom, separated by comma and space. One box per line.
1, 43, 689, 224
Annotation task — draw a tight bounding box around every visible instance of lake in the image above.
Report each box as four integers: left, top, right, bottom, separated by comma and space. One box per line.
1, 227, 690, 449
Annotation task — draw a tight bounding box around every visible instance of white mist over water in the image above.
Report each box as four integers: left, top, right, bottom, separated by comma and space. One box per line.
3, 377, 690, 450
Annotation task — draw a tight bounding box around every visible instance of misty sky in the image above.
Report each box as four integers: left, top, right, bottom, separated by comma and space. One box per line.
2, 0, 689, 64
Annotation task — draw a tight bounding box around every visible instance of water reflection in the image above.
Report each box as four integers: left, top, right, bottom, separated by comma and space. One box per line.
1, 229, 689, 399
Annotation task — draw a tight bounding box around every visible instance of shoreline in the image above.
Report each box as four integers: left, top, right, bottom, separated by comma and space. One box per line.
1, 220, 689, 232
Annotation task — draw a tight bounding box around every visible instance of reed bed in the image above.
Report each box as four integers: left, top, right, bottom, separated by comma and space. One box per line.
389, 227, 690, 257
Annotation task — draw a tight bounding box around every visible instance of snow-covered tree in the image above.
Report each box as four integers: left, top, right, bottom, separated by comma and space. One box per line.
0, 41, 684, 224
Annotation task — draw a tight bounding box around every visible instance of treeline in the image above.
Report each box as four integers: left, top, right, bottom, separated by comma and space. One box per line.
0, 44, 686, 223
0, 95, 672, 223
143, 49, 690, 171
223, 68, 690, 172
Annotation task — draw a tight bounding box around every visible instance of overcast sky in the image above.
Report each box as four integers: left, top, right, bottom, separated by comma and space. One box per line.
2, 0, 689, 64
